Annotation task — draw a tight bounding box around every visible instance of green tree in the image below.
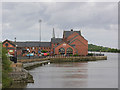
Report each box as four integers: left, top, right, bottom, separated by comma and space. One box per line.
2, 47, 13, 88
41, 50, 47, 53
88, 44, 120, 53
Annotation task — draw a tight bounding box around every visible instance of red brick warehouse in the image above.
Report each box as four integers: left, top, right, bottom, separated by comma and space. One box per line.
2, 29, 88, 56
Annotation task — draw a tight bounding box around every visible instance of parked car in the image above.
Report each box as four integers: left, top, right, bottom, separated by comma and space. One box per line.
26, 53, 34, 57
41, 53, 49, 56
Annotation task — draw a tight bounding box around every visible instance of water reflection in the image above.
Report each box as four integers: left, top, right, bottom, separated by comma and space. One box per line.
18, 52, 118, 88
26, 62, 89, 88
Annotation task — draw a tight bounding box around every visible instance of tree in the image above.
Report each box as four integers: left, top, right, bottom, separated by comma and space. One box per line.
41, 50, 47, 53
2, 47, 13, 88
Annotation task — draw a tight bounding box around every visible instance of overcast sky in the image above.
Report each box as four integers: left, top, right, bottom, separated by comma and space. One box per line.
2, 2, 118, 48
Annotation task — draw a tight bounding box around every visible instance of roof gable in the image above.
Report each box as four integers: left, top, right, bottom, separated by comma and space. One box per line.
69, 38, 87, 47
2, 40, 15, 47
54, 42, 75, 53
63, 31, 81, 38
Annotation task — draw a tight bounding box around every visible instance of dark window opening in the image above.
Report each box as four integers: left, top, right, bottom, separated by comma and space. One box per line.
66, 47, 73, 55
59, 47, 65, 55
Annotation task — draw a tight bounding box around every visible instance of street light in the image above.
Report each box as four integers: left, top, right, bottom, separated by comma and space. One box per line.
14, 37, 16, 57
39, 19, 42, 56
14, 37, 17, 63
39, 20, 42, 44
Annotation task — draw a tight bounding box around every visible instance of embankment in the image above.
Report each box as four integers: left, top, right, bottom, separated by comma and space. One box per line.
49, 56, 107, 63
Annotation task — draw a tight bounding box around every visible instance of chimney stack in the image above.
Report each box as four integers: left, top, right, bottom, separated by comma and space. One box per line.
52, 28, 55, 38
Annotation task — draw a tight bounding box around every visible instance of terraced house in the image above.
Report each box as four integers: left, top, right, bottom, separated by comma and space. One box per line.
2, 29, 88, 56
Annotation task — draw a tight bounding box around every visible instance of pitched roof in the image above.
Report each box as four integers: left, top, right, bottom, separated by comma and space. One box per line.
51, 38, 63, 43
16, 42, 51, 47
2, 39, 15, 47
63, 31, 81, 38
3, 40, 51, 47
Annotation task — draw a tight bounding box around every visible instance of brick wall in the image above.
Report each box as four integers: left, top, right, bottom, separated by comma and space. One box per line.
68, 33, 88, 56
54, 42, 75, 55
2, 41, 15, 55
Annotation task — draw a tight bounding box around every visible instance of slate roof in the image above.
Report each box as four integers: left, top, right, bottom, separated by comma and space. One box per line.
63, 31, 81, 38
51, 38, 63, 43
16, 42, 51, 47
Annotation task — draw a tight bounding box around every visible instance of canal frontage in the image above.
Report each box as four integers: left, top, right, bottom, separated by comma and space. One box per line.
10, 52, 118, 88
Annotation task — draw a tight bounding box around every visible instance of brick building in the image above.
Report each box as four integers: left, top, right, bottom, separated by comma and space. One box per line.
2, 29, 88, 56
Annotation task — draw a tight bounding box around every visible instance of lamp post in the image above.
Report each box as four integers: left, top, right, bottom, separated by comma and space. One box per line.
100, 49, 101, 55
14, 37, 16, 57
100, 47, 102, 55
14, 37, 17, 63
39, 19, 42, 56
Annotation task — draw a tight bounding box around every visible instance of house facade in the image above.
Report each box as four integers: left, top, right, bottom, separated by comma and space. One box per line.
2, 29, 88, 56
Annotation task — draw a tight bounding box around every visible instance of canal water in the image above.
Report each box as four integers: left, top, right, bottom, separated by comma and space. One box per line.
25, 52, 118, 88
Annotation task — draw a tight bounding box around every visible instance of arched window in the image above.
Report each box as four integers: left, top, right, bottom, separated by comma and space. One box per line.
66, 47, 73, 55
59, 47, 65, 55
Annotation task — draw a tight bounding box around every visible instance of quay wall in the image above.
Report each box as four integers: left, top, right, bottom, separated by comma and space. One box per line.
10, 63, 34, 83
23, 61, 50, 70
10, 60, 50, 83
17, 56, 107, 63
49, 56, 107, 63
18, 58, 48, 63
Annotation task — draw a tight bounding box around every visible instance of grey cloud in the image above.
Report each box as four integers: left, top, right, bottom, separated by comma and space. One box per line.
2, 2, 118, 48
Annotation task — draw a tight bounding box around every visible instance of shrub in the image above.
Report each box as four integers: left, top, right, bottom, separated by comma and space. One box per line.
87, 53, 93, 56
74, 54, 78, 56
41, 50, 47, 53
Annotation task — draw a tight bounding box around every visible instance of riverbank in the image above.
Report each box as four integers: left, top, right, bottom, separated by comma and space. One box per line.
49, 56, 107, 63
9, 62, 34, 83
17, 56, 107, 69
9, 60, 50, 87
23, 60, 50, 70
18, 56, 107, 63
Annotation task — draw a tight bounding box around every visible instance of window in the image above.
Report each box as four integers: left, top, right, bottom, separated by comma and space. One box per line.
5, 43, 8, 47
66, 47, 73, 55
59, 47, 65, 55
